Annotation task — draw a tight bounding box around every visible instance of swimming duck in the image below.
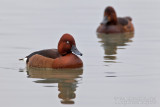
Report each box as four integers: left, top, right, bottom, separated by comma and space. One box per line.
97, 6, 134, 34
20, 34, 83, 68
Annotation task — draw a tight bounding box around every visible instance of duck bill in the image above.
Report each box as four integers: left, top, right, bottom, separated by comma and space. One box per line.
101, 16, 108, 24
71, 45, 83, 56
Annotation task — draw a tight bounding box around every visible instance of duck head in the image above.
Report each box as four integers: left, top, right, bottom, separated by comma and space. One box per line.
58, 34, 82, 56
101, 6, 118, 25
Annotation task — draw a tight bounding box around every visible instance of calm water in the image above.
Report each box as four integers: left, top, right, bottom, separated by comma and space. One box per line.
0, 0, 160, 107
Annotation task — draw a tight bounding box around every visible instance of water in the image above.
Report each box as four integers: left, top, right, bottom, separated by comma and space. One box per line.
0, 0, 160, 107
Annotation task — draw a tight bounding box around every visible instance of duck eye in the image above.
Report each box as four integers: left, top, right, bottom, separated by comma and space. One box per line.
66, 41, 70, 44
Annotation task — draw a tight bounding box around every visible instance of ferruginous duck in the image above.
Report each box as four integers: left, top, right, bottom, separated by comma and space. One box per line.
20, 33, 83, 69
97, 6, 134, 34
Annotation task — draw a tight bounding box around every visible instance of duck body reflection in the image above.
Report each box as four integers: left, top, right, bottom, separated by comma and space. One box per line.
97, 33, 134, 63
26, 67, 83, 104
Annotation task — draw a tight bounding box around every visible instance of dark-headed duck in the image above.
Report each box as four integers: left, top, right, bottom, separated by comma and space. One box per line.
20, 34, 83, 69
97, 6, 134, 34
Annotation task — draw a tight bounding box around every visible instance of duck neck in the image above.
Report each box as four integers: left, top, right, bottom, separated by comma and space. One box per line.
108, 17, 117, 25
61, 51, 72, 56
107, 12, 118, 25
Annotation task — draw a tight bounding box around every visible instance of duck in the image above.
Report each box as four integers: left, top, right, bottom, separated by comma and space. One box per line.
97, 6, 134, 34
20, 33, 83, 69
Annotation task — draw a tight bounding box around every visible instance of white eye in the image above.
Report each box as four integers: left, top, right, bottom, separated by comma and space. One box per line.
66, 41, 70, 44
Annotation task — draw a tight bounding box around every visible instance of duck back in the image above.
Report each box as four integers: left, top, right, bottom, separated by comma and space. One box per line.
26, 49, 61, 63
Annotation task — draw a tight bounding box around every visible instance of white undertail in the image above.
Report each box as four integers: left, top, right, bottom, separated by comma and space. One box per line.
19, 58, 27, 62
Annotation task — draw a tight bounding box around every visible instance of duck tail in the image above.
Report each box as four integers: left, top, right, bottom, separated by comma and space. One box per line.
125, 16, 132, 21
19, 58, 27, 62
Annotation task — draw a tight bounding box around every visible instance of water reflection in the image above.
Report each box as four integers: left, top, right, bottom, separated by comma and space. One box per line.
26, 68, 83, 104
97, 33, 134, 63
